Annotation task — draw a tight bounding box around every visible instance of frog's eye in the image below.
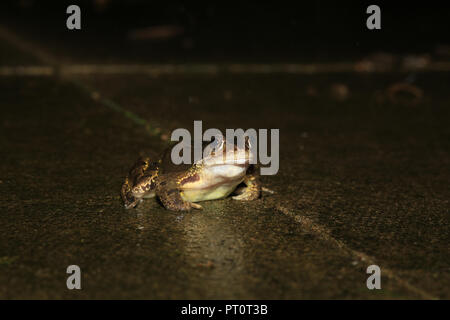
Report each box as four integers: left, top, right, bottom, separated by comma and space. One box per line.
208, 135, 224, 153
202, 135, 224, 160
245, 136, 251, 150
216, 136, 225, 150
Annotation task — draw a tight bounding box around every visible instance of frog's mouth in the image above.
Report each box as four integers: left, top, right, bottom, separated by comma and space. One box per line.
204, 160, 249, 167
203, 163, 249, 179
202, 153, 252, 166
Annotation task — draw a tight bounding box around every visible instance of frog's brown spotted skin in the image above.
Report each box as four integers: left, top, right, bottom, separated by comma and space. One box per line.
121, 158, 160, 209
121, 137, 261, 211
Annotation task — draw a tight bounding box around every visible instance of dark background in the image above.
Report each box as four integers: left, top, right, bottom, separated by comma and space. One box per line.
1, 1, 449, 62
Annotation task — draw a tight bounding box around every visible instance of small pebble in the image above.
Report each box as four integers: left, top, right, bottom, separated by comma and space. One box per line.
330, 83, 349, 101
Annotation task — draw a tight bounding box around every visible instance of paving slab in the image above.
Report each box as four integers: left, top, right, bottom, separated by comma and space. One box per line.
2, 74, 423, 299
79, 72, 450, 299
0, 17, 449, 298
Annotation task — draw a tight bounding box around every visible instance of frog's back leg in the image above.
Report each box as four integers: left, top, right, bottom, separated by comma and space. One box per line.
232, 165, 261, 201
156, 174, 202, 211
121, 157, 159, 209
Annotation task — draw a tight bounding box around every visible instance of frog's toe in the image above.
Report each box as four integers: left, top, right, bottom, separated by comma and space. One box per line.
190, 203, 203, 210
122, 186, 139, 209
160, 197, 202, 211
232, 193, 258, 201
232, 186, 260, 201
124, 197, 142, 209
261, 187, 275, 194
232, 174, 261, 201
232, 193, 244, 200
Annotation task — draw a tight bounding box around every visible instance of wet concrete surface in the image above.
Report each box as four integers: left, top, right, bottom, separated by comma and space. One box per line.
0, 42, 41, 66
80, 73, 450, 299
1, 34, 449, 299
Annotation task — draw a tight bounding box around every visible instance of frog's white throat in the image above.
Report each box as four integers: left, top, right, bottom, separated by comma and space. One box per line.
202, 164, 248, 180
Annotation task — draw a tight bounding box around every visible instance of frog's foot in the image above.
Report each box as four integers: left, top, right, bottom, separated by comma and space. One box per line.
156, 178, 203, 211
121, 178, 142, 209
121, 157, 159, 209
232, 174, 261, 201
124, 197, 143, 209
262, 187, 275, 194
190, 203, 203, 210
158, 189, 203, 211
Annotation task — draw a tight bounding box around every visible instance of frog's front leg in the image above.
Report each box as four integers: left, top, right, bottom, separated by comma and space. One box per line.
156, 174, 202, 211
121, 177, 142, 209
232, 166, 261, 201
121, 157, 159, 209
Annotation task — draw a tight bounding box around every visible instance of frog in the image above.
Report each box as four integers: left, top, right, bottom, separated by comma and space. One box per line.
121, 136, 261, 211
